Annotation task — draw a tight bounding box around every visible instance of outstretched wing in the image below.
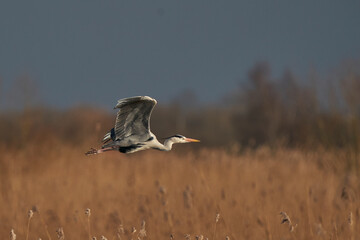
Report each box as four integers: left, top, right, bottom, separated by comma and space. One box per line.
113, 96, 157, 141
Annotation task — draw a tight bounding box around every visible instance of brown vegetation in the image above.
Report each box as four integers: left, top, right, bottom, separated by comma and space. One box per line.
1, 146, 359, 239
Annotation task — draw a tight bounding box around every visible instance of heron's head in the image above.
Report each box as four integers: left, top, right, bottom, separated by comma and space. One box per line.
168, 134, 200, 144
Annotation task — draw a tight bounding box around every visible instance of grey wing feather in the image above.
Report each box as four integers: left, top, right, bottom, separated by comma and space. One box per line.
113, 96, 157, 141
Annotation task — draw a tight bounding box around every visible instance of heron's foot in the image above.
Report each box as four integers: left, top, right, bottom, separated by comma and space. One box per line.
85, 148, 98, 156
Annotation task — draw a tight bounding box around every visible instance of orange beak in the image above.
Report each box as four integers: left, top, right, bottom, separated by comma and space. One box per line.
185, 138, 200, 143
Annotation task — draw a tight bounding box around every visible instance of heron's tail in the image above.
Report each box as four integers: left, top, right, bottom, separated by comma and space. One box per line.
102, 128, 115, 144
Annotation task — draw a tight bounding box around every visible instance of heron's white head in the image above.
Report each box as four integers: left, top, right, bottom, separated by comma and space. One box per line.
160, 134, 200, 151
167, 134, 200, 144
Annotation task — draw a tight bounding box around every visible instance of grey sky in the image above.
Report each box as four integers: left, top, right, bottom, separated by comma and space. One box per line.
1, 1, 359, 108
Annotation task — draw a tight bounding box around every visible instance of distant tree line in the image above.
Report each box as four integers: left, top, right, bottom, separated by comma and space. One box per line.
1, 61, 360, 153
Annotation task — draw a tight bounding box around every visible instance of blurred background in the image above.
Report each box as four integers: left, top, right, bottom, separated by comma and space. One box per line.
1, 1, 360, 239
1, 0, 360, 152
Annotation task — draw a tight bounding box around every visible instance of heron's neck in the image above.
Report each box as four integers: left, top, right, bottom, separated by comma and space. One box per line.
156, 138, 175, 151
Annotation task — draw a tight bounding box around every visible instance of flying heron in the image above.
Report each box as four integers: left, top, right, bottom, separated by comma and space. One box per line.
85, 96, 200, 155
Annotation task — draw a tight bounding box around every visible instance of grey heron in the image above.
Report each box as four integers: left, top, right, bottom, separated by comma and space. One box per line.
85, 96, 200, 155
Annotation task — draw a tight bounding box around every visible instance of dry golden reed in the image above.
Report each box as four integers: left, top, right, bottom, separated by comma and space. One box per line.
56, 227, 64, 240
85, 208, 91, 240
212, 213, 220, 240
25, 209, 33, 240
34, 206, 52, 240
280, 211, 297, 232
116, 224, 124, 240
10, 229, 16, 240
1, 146, 360, 240
138, 220, 146, 239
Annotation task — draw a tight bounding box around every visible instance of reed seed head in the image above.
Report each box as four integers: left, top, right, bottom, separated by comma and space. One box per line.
118, 224, 124, 234
10, 229, 16, 240
139, 220, 146, 238
280, 212, 297, 232
28, 209, 34, 219
85, 208, 91, 217
56, 227, 65, 240
101, 236, 108, 240
225, 236, 230, 240
195, 235, 203, 240
131, 227, 137, 234
280, 212, 291, 224
185, 234, 191, 240
215, 213, 220, 223
92, 237, 97, 240
117, 224, 124, 240
117, 224, 124, 239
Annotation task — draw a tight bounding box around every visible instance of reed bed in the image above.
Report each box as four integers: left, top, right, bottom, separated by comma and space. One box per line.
1, 145, 359, 240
